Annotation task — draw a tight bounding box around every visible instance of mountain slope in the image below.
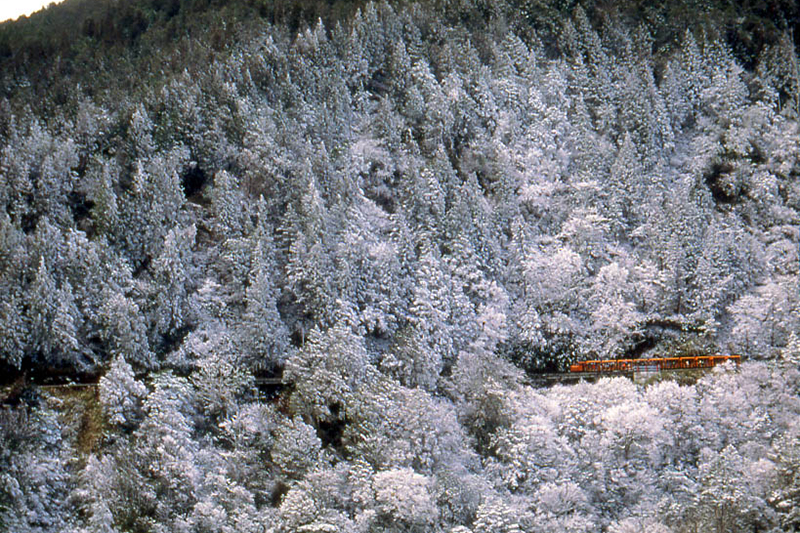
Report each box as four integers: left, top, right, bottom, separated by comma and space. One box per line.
0, 1, 798, 531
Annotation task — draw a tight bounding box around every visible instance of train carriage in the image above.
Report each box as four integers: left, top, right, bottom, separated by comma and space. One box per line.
569, 355, 741, 373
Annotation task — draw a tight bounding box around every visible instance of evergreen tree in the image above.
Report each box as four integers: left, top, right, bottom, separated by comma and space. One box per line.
662, 60, 691, 132
283, 170, 336, 325
99, 354, 148, 430
98, 289, 154, 369
211, 169, 247, 237
284, 319, 372, 423
89, 160, 121, 238
0, 405, 70, 533
241, 233, 290, 370
409, 247, 456, 370
119, 150, 186, 265
605, 132, 641, 236
34, 136, 78, 226
29, 257, 58, 361
757, 33, 800, 118
679, 30, 706, 124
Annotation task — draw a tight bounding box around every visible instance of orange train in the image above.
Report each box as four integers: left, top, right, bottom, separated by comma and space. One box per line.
569, 355, 741, 373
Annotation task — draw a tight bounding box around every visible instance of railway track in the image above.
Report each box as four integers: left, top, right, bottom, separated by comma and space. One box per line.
1, 376, 287, 405
528, 371, 625, 384
3, 358, 736, 403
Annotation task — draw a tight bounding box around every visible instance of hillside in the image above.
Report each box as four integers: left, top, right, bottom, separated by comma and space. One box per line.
0, 0, 799, 531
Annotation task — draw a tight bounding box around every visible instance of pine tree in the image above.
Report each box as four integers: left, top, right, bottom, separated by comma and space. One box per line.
98, 289, 154, 369
285, 230, 335, 326
587, 262, 642, 359
0, 214, 29, 368
283, 170, 337, 324
769, 419, 800, 531
271, 416, 322, 480
757, 32, 800, 118
701, 54, 748, 126
51, 281, 81, 365
0, 119, 45, 230
150, 224, 196, 338
89, 160, 121, 238
0, 404, 70, 533
334, 193, 404, 337
211, 169, 246, 237
133, 373, 200, 524
409, 165, 446, 241
129, 104, 155, 159
696, 445, 751, 533
35, 136, 78, 225
662, 60, 691, 132
382, 325, 442, 392
120, 150, 186, 265
729, 281, 797, 356
605, 132, 641, 236
99, 354, 148, 429
242, 233, 289, 370
284, 319, 372, 423
409, 248, 455, 369
0, 290, 28, 369
29, 257, 58, 360
680, 30, 706, 124
645, 179, 707, 317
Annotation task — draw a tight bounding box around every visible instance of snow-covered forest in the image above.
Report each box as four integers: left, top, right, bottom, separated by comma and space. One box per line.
0, 0, 798, 531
